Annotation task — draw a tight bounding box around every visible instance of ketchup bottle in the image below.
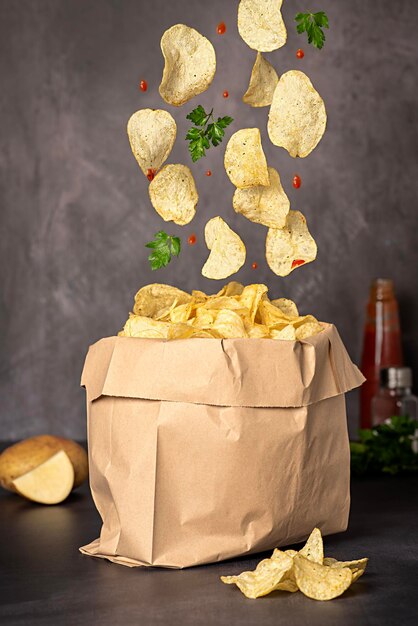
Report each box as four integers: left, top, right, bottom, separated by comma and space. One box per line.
360, 279, 403, 429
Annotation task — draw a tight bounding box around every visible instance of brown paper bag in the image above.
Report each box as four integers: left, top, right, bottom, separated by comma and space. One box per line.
79, 324, 364, 568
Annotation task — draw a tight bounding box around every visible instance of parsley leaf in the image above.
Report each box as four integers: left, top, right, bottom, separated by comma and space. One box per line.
185, 106, 233, 162
295, 11, 329, 50
145, 231, 181, 270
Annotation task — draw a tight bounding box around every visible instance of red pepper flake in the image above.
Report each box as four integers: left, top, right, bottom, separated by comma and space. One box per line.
206, 170, 212, 177
146, 168, 156, 181
223, 90, 229, 98
292, 175, 302, 189
291, 259, 305, 269
139, 80, 148, 92
217, 22, 226, 35
188, 234, 197, 245
296, 49, 305, 59
251, 262, 258, 270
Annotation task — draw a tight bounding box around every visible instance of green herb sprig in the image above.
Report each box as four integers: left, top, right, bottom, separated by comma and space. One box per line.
186, 105, 233, 162
350, 415, 418, 476
295, 11, 329, 50
145, 231, 181, 270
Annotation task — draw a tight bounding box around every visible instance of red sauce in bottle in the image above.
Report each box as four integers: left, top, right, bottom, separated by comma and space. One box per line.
360, 279, 403, 428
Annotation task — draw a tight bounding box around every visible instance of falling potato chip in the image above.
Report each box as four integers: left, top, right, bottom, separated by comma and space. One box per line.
202, 217, 246, 280
323, 557, 368, 582
294, 555, 353, 601
159, 24, 216, 107
133, 284, 191, 318
225, 128, 269, 188
148, 164, 198, 225
127, 109, 176, 177
299, 528, 324, 564
238, 0, 287, 52
221, 551, 293, 599
233, 166, 289, 228
266, 210, 317, 277
271, 298, 299, 317
268, 70, 327, 158
243, 52, 279, 107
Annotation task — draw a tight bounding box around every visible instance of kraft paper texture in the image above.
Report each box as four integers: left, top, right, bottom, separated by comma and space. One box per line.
80, 324, 364, 568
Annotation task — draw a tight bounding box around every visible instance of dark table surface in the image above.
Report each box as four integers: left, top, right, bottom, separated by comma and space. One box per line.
0, 442, 417, 626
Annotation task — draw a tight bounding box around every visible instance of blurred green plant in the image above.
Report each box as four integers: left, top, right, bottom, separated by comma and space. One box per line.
350, 415, 418, 476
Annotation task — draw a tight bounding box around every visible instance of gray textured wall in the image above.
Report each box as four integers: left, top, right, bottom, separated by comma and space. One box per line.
1, 0, 417, 440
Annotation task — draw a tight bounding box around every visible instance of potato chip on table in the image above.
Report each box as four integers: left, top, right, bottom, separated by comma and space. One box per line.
202, 217, 246, 280
222, 527, 368, 601
225, 128, 269, 188
266, 210, 317, 277
159, 24, 216, 106
127, 109, 176, 177
238, 0, 287, 52
243, 52, 279, 107
233, 166, 289, 228
148, 164, 198, 225
268, 70, 327, 158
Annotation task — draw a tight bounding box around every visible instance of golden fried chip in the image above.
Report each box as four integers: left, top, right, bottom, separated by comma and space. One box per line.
233, 167, 289, 228
295, 321, 323, 340
202, 217, 246, 280
243, 52, 279, 107
268, 70, 327, 158
127, 109, 176, 176
225, 128, 269, 188
238, 0, 287, 52
266, 210, 317, 277
148, 164, 198, 225
159, 24, 216, 106
299, 528, 324, 564
258, 299, 290, 326
237, 284, 269, 322
169, 302, 194, 324
213, 309, 248, 339
167, 323, 196, 340
216, 282, 245, 297
270, 325, 296, 340
246, 323, 270, 338
294, 555, 353, 601
221, 551, 293, 599
271, 298, 299, 317
323, 557, 368, 582
133, 284, 191, 318
122, 315, 169, 339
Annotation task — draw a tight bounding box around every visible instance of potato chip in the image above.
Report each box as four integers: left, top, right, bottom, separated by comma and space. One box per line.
258, 299, 290, 326
233, 167, 289, 228
323, 557, 368, 582
270, 325, 296, 340
237, 284, 268, 322
169, 302, 194, 324
148, 164, 198, 226
122, 315, 169, 339
296, 321, 323, 340
221, 551, 293, 599
294, 555, 353, 601
268, 70, 327, 158
271, 298, 299, 317
225, 128, 269, 188
266, 210, 317, 277
243, 52, 279, 107
127, 109, 176, 176
167, 323, 196, 340
247, 323, 270, 338
299, 527, 324, 564
216, 282, 245, 297
238, 0, 287, 52
202, 217, 246, 280
133, 284, 191, 318
159, 24, 216, 107
213, 309, 248, 339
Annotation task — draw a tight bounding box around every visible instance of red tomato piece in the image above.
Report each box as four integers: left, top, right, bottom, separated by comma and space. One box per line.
252, 262, 258, 270
206, 170, 212, 176
139, 80, 148, 92
146, 168, 156, 181
217, 22, 226, 35
292, 175, 302, 189
188, 234, 197, 245
223, 90, 229, 98
296, 49, 305, 59
291, 259, 305, 269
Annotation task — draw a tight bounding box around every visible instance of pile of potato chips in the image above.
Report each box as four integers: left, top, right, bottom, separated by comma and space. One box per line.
221, 528, 368, 601
119, 282, 323, 341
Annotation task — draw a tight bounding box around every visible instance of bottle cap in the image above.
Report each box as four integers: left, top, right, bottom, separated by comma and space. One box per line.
380, 366, 412, 389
